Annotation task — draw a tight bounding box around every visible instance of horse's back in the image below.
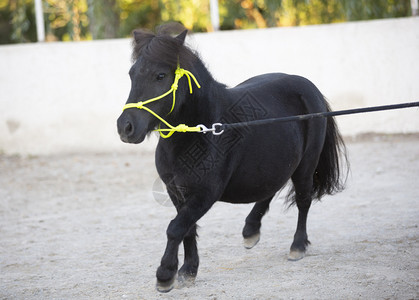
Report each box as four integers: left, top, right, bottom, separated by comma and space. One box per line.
233, 72, 327, 114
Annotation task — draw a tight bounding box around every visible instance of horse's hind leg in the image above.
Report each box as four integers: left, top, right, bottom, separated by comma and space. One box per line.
242, 197, 272, 249
288, 175, 313, 261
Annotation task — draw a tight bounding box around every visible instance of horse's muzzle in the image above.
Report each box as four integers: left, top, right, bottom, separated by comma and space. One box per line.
117, 112, 147, 144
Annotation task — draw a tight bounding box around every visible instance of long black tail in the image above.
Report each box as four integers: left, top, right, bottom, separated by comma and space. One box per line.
312, 102, 348, 200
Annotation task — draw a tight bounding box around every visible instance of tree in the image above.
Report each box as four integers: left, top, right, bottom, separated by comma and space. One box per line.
43, 0, 89, 41
341, 0, 411, 21
87, 0, 119, 39
118, 0, 161, 37
0, 0, 37, 43
0, 0, 413, 44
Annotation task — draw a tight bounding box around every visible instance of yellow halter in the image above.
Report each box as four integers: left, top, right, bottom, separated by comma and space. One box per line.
122, 65, 202, 138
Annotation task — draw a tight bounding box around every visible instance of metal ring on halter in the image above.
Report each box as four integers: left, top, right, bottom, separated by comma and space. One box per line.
197, 123, 224, 135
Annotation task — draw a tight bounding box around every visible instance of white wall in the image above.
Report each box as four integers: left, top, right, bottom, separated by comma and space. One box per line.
1, 17, 418, 155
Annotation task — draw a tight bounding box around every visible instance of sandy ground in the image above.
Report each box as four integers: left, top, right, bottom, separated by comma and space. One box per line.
0, 134, 418, 299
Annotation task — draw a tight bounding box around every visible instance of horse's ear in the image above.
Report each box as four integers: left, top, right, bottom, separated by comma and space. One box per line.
133, 29, 153, 44
175, 30, 188, 45
133, 30, 143, 44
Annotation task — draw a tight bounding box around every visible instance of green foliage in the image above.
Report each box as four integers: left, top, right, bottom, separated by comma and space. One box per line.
0, 0, 413, 44
341, 0, 411, 21
0, 0, 37, 43
44, 0, 90, 41
118, 0, 161, 37
87, 0, 119, 39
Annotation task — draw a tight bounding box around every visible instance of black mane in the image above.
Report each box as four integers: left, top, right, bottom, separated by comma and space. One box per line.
131, 23, 198, 69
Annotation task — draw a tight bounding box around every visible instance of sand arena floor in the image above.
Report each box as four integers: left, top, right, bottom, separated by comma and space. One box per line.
0, 134, 418, 299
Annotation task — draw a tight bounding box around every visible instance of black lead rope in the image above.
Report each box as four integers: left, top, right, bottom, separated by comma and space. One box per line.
214, 101, 419, 133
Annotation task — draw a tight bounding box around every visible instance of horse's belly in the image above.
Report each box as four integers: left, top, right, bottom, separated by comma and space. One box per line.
219, 130, 303, 203
220, 165, 295, 204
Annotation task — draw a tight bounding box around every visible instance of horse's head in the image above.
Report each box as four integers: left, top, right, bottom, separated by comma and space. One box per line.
117, 25, 194, 144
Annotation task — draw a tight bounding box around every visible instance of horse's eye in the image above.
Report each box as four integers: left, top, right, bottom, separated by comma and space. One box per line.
156, 73, 166, 81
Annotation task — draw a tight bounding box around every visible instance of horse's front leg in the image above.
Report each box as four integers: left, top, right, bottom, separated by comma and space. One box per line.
156, 197, 214, 292
178, 224, 199, 285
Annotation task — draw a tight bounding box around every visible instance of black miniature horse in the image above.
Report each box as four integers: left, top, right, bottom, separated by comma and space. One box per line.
117, 25, 346, 292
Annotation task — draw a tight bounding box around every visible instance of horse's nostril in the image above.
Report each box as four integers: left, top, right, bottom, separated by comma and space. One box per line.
124, 121, 134, 136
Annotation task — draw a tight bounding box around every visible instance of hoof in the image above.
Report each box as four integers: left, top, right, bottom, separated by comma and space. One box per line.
288, 250, 305, 261
243, 232, 260, 249
156, 276, 176, 293
177, 273, 196, 288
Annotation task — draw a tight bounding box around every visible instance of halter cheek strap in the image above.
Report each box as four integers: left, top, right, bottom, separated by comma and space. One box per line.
122, 65, 201, 138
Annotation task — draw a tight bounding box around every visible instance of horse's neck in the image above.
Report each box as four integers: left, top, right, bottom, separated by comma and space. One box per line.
177, 62, 230, 126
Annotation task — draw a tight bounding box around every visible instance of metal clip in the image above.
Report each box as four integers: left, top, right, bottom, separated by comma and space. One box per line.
197, 123, 224, 135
